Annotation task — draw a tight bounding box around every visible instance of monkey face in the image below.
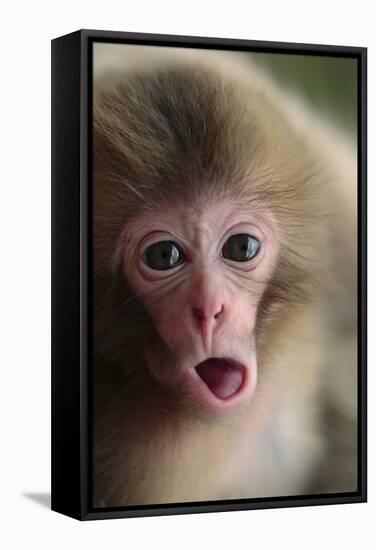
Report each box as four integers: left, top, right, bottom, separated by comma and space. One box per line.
117, 198, 279, 417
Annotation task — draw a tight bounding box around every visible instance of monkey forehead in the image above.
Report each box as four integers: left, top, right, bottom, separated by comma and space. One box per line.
122, 198, 279, 245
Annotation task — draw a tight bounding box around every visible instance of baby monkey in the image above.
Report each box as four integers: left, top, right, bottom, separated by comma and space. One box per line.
92, 48, 357, 506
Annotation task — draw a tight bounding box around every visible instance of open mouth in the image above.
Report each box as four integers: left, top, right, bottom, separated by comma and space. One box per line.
195, 358, 245, 400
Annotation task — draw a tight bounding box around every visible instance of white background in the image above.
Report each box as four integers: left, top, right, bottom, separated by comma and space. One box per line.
0, 1, 373, 548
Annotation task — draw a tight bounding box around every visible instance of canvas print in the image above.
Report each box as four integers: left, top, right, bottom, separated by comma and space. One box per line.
92, 44, 358, 508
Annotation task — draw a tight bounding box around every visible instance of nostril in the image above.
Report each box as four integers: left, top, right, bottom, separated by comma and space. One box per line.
214, 305, 224, 320
192, 307, 205, 321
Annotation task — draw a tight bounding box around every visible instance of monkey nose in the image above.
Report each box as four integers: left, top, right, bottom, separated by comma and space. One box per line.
191, 305, 224, 349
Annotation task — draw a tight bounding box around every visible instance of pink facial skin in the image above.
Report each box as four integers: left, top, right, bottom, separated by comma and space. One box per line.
118, 198, 279, 417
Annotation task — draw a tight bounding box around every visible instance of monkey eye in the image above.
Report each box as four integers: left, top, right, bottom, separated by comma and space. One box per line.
142, 241, 184, 271
222, 234, 261, 262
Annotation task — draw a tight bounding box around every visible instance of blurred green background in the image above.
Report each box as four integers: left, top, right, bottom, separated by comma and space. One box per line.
249, 53, 357, 138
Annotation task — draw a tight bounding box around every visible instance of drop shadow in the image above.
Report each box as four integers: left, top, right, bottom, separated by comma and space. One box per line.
22, 492, 51, 509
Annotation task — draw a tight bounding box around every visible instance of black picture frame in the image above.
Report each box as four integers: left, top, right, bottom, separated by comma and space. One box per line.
51, 29, 367, 521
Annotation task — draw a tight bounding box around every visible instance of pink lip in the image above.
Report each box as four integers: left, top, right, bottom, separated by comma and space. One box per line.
195, 358, 245, 400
